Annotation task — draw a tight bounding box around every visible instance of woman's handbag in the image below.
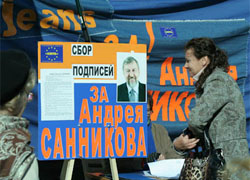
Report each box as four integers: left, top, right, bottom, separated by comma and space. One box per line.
179, 128, 227, 180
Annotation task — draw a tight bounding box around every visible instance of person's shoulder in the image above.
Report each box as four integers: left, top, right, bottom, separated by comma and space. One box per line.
139, 82, 146, 86
118, 83, 127, 89
0, 129, 35, 179
139, 82, 146, 89
207, 68, 232, 83
152, 123, 169, 133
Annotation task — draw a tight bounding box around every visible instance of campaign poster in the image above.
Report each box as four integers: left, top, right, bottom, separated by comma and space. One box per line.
38, 42, 147, 160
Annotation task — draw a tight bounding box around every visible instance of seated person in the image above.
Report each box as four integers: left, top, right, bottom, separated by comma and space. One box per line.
146, 91, 183, 162
0, 50, 39, 180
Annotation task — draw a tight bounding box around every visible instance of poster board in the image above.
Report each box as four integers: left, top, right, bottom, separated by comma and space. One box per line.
38, 42, 147, 160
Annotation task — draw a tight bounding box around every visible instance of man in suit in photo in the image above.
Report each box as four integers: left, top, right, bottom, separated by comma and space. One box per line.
117, 56, 146, 102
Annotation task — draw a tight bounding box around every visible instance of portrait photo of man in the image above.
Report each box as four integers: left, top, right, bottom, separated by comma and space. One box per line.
117, 56, 146, 102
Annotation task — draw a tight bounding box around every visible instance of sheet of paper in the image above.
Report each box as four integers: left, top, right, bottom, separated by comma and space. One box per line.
143, 170, 152, 176
147, 159, 185, 178
41, 69, 74, 121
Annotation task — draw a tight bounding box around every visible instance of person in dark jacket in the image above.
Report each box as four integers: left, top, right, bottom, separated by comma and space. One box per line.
117, 56, 146, 102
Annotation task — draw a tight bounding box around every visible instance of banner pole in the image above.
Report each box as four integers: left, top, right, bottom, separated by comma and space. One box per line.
60, 159, 75, 180
75, 0, 91, 42
109, 158, 119, 180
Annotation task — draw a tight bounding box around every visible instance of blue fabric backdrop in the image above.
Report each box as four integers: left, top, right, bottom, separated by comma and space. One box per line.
1, 0, 249, 155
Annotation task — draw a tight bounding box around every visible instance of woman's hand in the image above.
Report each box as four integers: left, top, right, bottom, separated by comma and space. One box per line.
157, 154, 165, 161
173, 133, 199, 151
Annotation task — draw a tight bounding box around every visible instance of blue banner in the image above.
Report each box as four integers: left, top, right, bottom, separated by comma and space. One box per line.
1, 0, 249, 155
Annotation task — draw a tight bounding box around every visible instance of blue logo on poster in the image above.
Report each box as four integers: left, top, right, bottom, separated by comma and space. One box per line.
160, 27, 177, 38
41, 45, 63, 62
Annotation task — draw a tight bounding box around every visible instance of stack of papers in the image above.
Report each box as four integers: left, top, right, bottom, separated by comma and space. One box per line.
146, 159, 185, 179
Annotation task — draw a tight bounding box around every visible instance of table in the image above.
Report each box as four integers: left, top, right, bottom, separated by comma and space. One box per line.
86, 172, 173, 180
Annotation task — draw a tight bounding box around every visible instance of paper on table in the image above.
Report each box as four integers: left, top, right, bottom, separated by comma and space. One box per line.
147, 159, 185, 178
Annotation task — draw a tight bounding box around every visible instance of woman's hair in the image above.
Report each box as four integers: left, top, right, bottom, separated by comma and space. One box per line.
184, 37, 229, 95
1, 68, 36, 115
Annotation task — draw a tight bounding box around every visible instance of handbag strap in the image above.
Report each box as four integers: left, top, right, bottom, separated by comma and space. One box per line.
204, 128, 212, 149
